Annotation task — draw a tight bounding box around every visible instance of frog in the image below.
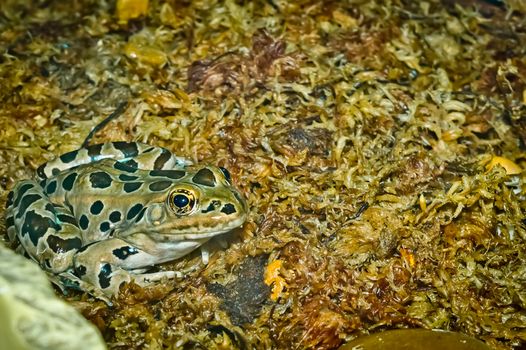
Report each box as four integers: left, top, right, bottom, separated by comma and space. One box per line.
5, 141, 247, 302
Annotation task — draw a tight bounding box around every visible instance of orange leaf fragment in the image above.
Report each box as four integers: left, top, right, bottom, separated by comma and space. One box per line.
399, 248, 416, 269
264, 260, 287, 301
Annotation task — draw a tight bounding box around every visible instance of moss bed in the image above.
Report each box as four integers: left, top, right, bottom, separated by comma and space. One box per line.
1, 0, 526, 349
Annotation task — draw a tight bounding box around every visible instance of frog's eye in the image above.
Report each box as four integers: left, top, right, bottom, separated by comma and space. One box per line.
219, 167, 231, 183
168, 189, 197, 215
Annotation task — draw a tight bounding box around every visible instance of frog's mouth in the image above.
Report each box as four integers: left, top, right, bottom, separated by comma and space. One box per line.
135, 212, 247, 241
165, 214, 247, 240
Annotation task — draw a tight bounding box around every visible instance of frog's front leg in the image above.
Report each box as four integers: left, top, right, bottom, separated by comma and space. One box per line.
73, 238, 180, 296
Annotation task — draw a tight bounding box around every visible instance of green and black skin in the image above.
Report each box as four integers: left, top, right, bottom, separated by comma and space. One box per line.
4, 142, 191, 292
4, 139, 247, 302
4, 140, 245, 295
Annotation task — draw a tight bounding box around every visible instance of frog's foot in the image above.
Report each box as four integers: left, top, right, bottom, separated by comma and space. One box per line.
73, 238, 193, 298
132, 270, 183, 282
83, 268, 184, 299
130, 261, 206, 283
50, 271, 113, 305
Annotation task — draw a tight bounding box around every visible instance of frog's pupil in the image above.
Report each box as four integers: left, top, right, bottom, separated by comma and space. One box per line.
173, 194, 189, 208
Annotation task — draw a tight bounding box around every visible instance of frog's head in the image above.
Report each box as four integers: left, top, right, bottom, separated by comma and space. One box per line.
132, 166, 247, 241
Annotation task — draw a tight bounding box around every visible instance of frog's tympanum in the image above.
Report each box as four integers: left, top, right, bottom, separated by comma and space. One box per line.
5, 142, 247, 301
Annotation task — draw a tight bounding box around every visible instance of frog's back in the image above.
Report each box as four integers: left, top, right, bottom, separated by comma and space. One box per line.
36, 141, 190, 180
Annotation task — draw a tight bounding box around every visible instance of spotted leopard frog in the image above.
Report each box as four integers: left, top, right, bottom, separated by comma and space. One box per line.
5, 142, 247, 301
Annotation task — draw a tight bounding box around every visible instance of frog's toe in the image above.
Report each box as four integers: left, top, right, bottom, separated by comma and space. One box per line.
53, 272, 114, 306
133, 270, 183, 283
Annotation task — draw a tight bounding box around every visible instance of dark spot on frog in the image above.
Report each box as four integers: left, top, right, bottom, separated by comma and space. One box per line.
100, 221, 111, 232
221, 203, 236, 215
113, 161, 138, 173
65, 201, 75, 214
149, 180, 172, 191
121, 159, 139, 169
149, 169, 186, 179
16, 194, 40, 219
45, 180, 57, 194
89, 171, 113, 189
47, 234, 82, 253
51, 202, 65, 209
76, 241, 96, 254
192, 168, 216, 187
75, 264, 87, 277
113, 141, 139, 158
21, 210, 60, 245
57, 213, 76, 225
98, 263, 112, 289
134, 207, 147, 222
59, 150, 78, 164
90, 200, 104, 215
119, 174, 139, 181
124, 182, 142, 193
202, 200, 221, 213
87, 143, 103, 159
62, 172, 78, 191
13, 183, 33, 207
112, 246, 139, 260
153, 150, 171, 169
6, 190, 14, 208
36, 163, 47, 179
44, 203, 55, 213
219, 167, 231, 183
79, 214, 90, 230
126, 203, 144, 220
109, 211, 122, 223
52, 168, 61, 176
5, 215, 14, 229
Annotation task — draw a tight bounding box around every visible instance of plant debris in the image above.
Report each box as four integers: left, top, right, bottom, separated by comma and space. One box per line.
1, 0, 526, 349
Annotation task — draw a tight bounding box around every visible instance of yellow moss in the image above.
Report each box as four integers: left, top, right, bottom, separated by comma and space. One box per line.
123, 42, 167, 67
332, 10, 358, 29
485, 156, 522, 175
116, 0, 149, 22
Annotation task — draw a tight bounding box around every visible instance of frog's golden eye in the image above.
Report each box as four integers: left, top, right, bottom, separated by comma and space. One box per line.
168, 189, 197, 215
